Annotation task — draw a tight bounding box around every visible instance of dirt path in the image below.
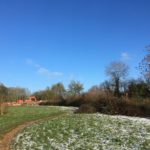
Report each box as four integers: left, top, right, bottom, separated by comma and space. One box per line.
0, 113, 68, 150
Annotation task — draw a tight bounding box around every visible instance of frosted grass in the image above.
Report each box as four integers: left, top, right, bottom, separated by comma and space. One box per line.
11, 113, 150, 150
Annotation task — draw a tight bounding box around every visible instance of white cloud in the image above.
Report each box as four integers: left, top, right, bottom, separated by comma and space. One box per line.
26, 59, 63, 78
121, 52, 130, 60
38, 67, 63, 78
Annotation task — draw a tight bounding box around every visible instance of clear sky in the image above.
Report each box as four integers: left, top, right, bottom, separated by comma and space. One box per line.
0, 0, 150, 92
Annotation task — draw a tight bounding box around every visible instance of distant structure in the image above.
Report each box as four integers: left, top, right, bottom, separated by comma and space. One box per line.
7, 96, 37, 106
17, 99, 24, 104
25, 96, 37, 103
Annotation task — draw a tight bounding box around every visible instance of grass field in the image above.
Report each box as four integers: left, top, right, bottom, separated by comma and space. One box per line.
0, 106, 72, 139
11, 113, 150, 150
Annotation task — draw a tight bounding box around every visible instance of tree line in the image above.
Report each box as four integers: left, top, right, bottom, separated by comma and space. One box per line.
0, 85, 30, 102
0, 46, 150, 102
0, 46, 150, 117
33, 46, 150, 101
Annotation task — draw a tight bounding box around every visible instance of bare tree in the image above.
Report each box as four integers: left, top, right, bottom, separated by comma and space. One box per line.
139, 45, 150, 85
105, 61, 129, 97
100, 80, 113, 93
8, 87, 30, 101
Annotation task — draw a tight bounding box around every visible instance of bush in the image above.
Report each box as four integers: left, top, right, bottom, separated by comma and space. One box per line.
75, 94, 150, 117
75, 104, 97, 114
38, 90, 150, 117
103, 99, 150, 117
65, 95, 85, 107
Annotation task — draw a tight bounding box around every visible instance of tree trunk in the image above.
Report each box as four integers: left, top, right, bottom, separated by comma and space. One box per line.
114, 78, 120, 97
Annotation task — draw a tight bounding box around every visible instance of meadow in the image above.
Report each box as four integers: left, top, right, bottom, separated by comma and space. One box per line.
0, 106, 72, 139
10, 111, 150, 150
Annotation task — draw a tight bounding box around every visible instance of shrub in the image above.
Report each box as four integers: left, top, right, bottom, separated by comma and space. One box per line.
75, 104, 97, 114
65, 95, 85, 107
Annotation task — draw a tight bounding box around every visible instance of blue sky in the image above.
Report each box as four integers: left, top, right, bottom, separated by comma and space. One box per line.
0, 0, 150, 92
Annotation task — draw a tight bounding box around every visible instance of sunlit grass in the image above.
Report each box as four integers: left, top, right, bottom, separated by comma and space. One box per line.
0, 106, 71, 138
11, 113, 150, 150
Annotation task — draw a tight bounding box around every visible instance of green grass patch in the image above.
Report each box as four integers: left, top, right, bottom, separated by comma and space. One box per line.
11, 113, 150, 150
0, 106, 72, 138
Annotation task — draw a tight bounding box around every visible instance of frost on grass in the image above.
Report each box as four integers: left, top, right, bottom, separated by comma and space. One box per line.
11, 114, 150, 150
